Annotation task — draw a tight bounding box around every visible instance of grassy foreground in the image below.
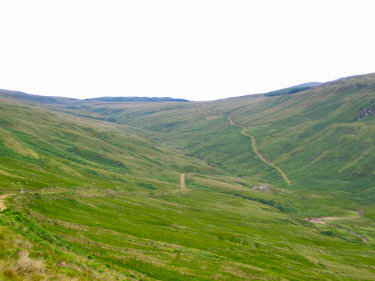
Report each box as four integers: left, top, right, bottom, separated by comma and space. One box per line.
4, 183, 375, 280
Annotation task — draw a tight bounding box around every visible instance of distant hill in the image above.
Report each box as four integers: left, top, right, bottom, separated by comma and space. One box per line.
0, 89, 78, 104
264, 82, 322, 97
292, 82, 323, 87
86, 96, 190, 102
0, 89, 189, 104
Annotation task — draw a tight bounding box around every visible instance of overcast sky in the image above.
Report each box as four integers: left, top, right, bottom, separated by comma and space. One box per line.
0, 0, 374, 101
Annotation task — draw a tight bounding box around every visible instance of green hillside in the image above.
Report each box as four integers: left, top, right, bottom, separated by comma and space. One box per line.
72, 74, 375, 200
264, 82, 322, 97
1, 74, 375, 280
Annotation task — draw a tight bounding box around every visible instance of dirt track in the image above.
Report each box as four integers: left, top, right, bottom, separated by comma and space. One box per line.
180, 174, 186, 190
0, 188, 44, 212
306, 210, 363, 224
307, 210, 368, 242
228, 114, 367, 242
0, 194, 11, 211
227, 115, 291, 185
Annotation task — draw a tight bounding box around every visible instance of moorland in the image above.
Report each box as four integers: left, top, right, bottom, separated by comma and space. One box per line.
1, 74, 375, 280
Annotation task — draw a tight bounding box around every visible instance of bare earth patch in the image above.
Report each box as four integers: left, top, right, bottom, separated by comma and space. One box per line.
0, 194, 11, 211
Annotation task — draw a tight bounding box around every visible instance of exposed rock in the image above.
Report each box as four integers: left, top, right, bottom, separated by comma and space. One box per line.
357, 107, 375, 119
252, 184, 271, 193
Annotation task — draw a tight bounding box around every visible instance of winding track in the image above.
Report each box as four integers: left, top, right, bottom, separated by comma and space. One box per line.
307, 210, 368, 242
225, 113, 368, 242
227, 114, 367, 242
227, 115, 291, 185
0, 188, 44, 212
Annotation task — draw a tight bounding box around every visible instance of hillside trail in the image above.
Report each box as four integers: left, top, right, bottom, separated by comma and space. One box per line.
227, 115, 291, 185
180, 174, 186, 190
306, 210, 368, 242
0, 188, 50, 212
0, 193, 12, 211
225, 112, 366, 242
306, 210, 364, 224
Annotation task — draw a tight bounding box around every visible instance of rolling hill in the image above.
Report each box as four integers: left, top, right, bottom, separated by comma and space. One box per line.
1, 74, 375, 280
85, 97, 189, 102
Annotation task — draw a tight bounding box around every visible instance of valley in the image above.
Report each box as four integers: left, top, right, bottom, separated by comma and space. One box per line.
1, 74, 375, 280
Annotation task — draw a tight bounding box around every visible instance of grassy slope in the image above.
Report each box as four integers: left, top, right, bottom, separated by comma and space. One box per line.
76, 75, 375, 200
228, 75, 375, 195
62, 100, 283, 186
1, 74, 375, 280
0, 97, 219, 193
0, 97, 223, 280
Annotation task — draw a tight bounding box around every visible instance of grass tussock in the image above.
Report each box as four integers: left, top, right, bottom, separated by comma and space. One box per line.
14, 251, 45, 275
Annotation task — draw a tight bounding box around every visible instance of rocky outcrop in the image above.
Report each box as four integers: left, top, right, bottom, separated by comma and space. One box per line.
357, 107, 375, 119
252, 184, 271, 193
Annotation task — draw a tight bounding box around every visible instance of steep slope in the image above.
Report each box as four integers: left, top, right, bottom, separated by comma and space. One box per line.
264, 81, 322, 97
0, 96, 217, 193
225, 74, 375, 198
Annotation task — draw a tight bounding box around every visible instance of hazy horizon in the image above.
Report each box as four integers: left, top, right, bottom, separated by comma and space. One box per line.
2, 72, 373, 102
0, 1, 374, 101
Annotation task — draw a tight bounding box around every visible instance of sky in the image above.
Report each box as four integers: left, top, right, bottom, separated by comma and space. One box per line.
0, 0, 374, 101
